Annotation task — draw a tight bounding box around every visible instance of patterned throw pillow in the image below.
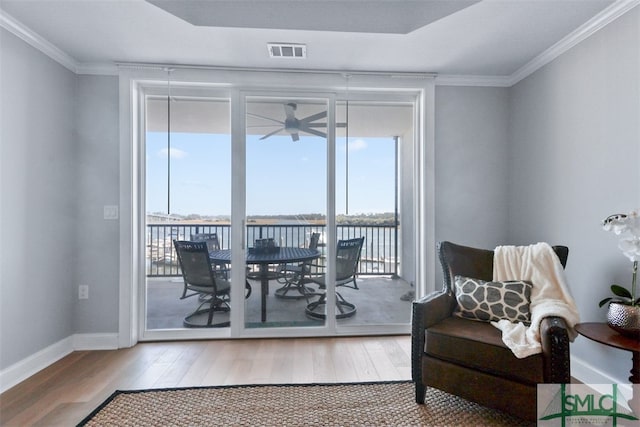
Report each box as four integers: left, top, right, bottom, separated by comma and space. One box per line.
453, 275, 532, 324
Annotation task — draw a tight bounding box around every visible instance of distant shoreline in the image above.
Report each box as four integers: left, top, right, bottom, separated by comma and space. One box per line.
147, 219, 325, 225
147, 213, 396, 226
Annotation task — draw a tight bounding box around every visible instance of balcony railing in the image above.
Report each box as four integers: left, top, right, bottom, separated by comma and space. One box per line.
146, 223, 398, 277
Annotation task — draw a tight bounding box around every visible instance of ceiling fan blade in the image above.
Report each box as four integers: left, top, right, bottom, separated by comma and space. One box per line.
260, 128, 285, 140
247, 112, 284, 125
304, 122, 347, 128
291, 132, 300, 142
299, 127, 327, 139
284, 103, 297, 120
300, 110, 327, 123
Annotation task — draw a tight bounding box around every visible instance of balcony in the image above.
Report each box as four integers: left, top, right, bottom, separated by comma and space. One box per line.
145, 222, 412, 329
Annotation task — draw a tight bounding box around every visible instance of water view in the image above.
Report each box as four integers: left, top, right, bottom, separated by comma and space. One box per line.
146, 213, 399, 277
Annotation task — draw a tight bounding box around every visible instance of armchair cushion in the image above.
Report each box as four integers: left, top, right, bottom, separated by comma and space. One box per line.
453, 276, 532, 324
426, 316, 544, 384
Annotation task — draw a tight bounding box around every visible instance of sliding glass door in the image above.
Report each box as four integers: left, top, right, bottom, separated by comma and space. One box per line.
244, 95, 329, 329
334, 100, 415, 331
144, 90, 233, 333
139, 81, 417, 339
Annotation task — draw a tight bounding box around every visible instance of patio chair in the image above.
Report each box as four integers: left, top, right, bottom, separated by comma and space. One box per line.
173, 239, 231, 328
305, 237, 364, 319
411, 241, 571, 421
191, 233, 252, 299
275, 232, 321, 298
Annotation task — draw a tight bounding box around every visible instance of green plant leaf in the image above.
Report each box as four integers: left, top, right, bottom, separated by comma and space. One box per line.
611, 284, 632, 298
599, 297, 613, 307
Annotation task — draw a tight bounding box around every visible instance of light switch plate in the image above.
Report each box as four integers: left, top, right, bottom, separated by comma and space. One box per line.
104, 205, 119, 220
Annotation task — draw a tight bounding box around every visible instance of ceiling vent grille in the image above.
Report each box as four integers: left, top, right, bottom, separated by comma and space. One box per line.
267, 43, 306, 59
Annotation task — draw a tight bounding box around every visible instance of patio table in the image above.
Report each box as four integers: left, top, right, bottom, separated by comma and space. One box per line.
209, 247, 321, 322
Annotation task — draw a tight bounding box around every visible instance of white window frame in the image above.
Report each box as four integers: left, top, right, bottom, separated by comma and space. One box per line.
118, 66, 435, 347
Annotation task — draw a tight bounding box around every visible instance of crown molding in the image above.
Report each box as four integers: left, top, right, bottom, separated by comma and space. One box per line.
509, 0, 640, 86
76, 62, 119, 76
0, 9, 78, 73
435, 74, 512, 87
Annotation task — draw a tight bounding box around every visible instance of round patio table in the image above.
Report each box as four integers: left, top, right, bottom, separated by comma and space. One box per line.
209, 247, 320, 322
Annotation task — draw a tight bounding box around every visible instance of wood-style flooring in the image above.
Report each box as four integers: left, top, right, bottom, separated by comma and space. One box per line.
0, 335, 411, 426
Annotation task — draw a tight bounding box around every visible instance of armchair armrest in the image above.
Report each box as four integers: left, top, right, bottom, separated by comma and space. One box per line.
414, 291, 456, 328
540, 316, 571, 383
411, 291, 456, 388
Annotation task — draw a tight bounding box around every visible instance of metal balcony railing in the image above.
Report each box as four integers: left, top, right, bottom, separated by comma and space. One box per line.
146, 223, 398, 277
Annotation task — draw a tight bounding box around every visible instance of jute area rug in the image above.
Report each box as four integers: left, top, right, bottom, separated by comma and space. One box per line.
78, 380, 530, 426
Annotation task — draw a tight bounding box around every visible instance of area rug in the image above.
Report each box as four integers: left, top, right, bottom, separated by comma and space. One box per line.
78, 380, 530, 426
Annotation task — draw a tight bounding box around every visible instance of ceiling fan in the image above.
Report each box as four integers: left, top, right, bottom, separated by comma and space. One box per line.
247, 102, 345, 142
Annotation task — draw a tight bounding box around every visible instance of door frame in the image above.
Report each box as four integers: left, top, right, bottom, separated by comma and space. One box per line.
118, 66, 435, 347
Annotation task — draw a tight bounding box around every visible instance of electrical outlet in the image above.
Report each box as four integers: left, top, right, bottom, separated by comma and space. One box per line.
79, 285, 89, 300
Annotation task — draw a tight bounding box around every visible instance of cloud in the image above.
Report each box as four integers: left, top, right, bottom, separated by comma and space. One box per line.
348, 139, 367, 152
158, 147, 187, 159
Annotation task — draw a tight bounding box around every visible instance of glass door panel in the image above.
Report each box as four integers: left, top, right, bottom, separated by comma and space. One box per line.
144, 94, 232, 331
244, 96, 328, 329
335, 100, 415, 328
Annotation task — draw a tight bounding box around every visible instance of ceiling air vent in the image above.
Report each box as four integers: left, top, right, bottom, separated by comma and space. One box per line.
267, 43, 306, 59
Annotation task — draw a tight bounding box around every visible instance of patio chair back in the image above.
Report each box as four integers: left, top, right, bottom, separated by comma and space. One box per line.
191, 233, 221, 252
309, 232, 321, 250
336, 237, 364, 282
173, 240, 227, 293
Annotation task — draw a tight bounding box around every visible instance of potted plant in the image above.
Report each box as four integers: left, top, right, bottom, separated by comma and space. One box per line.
599, 210, 640, 338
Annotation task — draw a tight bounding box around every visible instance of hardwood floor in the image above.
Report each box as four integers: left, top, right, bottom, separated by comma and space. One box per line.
0, 335, 411, 426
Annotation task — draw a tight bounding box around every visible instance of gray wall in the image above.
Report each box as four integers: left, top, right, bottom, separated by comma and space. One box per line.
435, 86, 510, 248
433, 86, 511, 289
0, 31, 119, 371
508, 8, 640, 383
1, 29, 77, 368
74, 75, 120, 333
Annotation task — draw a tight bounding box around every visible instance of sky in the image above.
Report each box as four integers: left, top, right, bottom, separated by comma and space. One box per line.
146, 132, 396, 217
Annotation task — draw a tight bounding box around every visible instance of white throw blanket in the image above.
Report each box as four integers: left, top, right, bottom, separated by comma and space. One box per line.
491, 242, 580, 359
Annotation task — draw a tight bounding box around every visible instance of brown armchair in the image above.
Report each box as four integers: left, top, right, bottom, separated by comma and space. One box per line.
411, 241, 570, 421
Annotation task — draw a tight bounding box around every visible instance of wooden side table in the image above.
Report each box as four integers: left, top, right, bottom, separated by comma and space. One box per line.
575, 322, 640, 383
576, 322, 640, 414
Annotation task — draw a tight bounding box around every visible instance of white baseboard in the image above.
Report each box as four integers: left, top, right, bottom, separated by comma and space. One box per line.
0, 336, 74, 394
73, 333, 119, 350
571, 354, 632, 397
0, 333, 119, 394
